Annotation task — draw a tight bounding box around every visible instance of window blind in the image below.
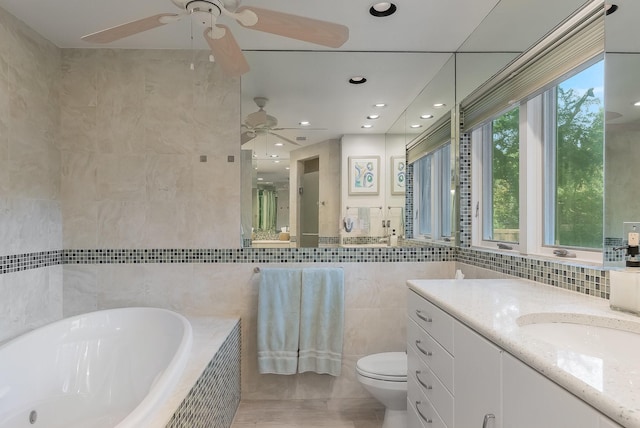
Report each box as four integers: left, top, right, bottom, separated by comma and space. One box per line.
407, 114, 452, 164
461, 1, 604, 132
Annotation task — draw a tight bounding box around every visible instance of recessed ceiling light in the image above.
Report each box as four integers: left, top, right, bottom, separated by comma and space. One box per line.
374, 103, 387, 108
369, 2, 397, 17
410, 124, 422, 129
274, 142, 284, 147
605, 4, 618, 15
420, 114, 434, 119
299, 121, 310, 126
257, 177, 264, 181
349, 76, 367, 84
274, 160, 280, 163
270, 154, 279, 158
367, 114, 380, 120
433, 103, 446, 108
634, 101, 640, 107
362, 124, 373, 129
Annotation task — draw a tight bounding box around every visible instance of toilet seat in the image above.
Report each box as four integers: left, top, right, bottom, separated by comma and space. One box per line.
356, 352, 407, 382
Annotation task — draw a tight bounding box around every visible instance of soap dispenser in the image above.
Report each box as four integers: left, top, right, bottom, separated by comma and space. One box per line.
614, 225, 640, 267
389, 229, 398, 247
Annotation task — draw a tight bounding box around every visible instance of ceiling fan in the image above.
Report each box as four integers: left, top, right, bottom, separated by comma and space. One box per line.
81, 0, 349, 77
241, 97, 325, 146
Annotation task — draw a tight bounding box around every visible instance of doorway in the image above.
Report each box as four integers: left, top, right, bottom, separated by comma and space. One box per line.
299, 158, 319, 247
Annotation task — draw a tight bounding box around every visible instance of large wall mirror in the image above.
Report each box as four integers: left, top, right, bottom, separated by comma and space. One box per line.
239, 0, 599, 249
604, 0, 639, 268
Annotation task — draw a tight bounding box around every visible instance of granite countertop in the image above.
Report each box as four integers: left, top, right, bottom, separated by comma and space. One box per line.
407, 278, 640, 428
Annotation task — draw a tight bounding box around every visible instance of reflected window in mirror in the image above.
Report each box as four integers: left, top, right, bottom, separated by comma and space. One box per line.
471, 59, 604, 262
413, 143, 452, 242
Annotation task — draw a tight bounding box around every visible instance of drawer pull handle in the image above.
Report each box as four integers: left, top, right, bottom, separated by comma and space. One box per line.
415, 310, 433, 323
482, 413, 495, 428
415, 370, 433, 390
415, 340, 433, 357
415, 401, 433, 424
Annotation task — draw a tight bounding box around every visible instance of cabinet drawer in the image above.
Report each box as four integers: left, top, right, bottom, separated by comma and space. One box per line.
408, 290, 454, 354
408, 379, 448, 428
408, 346, 453, 428
408, 318, 454, 393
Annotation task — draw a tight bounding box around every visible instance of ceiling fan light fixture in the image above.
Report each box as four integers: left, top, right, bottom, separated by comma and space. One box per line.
349, 76, 367, 84
369, 2, 397, 17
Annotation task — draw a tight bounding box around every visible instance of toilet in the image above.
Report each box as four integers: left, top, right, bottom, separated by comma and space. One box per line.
356, 352, 407, 428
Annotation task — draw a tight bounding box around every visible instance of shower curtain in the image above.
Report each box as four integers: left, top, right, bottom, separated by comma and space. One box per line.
258, 189, 277, 232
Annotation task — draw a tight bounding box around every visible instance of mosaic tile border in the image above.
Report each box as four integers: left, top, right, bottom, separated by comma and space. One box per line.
63, 247, 457, 264
0, 250, 63, 274
0, 246, 616, 300
458, 132, 473, 248
166, 320, 241, 428
458, 247, 609, 299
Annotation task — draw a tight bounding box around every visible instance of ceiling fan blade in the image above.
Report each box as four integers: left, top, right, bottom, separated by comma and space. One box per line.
269, 131, 301, 146
235, 6, 349, 48
241, 131, 257, 145
204, 26, 250, 77
245, 110, 268, 128
82, 14, 180, 44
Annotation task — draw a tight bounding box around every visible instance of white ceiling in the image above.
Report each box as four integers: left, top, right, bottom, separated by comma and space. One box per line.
0, 0, 596, 181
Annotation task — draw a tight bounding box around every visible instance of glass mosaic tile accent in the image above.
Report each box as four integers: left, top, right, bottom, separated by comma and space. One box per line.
0, 250, 63, 274
63, 247, 456, 264
457, 247, 609, 299
404, 160, 414, 239
458, 132, 473, 248
166, 320, 241, 428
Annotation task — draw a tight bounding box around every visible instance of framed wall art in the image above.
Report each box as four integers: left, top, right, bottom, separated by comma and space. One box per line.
390, 156, 406, 195
348, 156, 380, 195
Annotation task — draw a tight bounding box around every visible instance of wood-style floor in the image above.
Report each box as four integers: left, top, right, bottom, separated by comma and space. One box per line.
230, 399, 385, 428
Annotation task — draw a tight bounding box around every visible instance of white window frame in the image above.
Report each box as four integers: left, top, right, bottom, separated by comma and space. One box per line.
472, 90, 603, 264
472, 105, 524, 254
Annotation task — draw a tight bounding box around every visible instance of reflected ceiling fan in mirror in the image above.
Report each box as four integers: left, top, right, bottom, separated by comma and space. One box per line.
242, 97, 326, 146
81, 0, 349, 77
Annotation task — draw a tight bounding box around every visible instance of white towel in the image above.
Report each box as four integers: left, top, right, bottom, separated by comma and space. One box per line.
257, 268, 302, 374
298, 267, 344, 376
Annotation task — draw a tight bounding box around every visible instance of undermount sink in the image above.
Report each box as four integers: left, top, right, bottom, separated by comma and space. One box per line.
516, 313, 640, 368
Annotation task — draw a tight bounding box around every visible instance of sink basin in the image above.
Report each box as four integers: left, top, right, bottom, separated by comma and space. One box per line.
516, 313, 640, 385
517, 313, 640, 366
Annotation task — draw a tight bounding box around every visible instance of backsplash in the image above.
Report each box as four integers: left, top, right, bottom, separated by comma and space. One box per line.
1, 246, 610, 299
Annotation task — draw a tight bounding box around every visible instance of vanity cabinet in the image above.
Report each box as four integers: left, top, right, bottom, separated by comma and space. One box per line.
407, 289, 626, 428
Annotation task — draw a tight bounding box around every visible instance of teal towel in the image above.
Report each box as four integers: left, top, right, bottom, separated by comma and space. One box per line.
298, 267, 344, 376
257, 268, 302, 374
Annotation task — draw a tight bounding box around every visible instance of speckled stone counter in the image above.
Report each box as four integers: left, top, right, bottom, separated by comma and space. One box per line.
407, 278, 640, 428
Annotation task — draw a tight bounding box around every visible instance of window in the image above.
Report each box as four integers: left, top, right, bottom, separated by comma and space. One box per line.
413, 143, 452, 241
472, 60, 604, 260
544, 61, 604, 249
482, 107, 520, 243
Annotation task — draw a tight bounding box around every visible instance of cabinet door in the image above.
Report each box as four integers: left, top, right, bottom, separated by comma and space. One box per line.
453, 321, 502, 428
502, 353, 599, 428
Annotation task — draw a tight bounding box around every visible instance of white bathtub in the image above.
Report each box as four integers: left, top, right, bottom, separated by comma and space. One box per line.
0, 307, 192, 428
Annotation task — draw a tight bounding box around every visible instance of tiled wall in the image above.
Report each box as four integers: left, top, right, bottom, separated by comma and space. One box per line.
167, 321, 241, 428
0, 7, 63, 343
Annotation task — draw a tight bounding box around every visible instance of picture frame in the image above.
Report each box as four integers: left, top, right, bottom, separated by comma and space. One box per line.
348, 156, 380, 195
390, 156, 406, 195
